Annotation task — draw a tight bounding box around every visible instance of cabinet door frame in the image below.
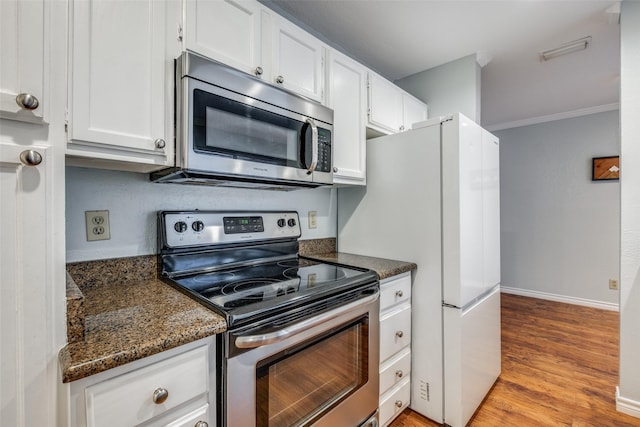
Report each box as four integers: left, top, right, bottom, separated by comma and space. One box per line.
271, 16, 325, 102
183, 0, 268, 78
0, 141, 53, 426
0, 0, 47, 124
67, 0, 171, 167
327, 49, 366, 184
367, 72, 403, 135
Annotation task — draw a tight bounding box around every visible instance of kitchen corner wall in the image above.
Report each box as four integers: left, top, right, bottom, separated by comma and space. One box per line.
65, 167, 337, 262
395, 54, 481, 123
494, 110, 620, 308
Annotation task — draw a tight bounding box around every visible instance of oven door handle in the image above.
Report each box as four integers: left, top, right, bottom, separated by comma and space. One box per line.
235, 293, 378, 349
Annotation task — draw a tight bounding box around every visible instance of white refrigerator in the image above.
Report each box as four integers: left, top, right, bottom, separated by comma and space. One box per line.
337, 113, 501, 427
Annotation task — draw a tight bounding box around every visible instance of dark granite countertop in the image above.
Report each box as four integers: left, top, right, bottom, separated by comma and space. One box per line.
305, 252, 416, 280
60, 240, 415, 383
59, 256, 226, 383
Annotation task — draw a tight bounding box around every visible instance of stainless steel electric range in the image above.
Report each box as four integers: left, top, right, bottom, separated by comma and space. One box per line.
157, 211, 380, 427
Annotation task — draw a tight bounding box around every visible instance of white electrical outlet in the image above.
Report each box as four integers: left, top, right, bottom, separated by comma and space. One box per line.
308, 211, 318, 229
609, 279, 619, 290
85, 210, 111, 241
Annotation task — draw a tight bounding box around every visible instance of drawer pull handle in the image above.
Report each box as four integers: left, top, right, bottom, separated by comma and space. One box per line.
395, 290, 403, 298
395, 369, 404, 378
152, 387, 169, 404
396, 330, 404, 338
395, 400, 403, 408
195, 422, 208, 427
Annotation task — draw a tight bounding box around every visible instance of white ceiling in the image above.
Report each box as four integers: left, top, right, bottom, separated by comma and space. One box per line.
264, 0, 621, 129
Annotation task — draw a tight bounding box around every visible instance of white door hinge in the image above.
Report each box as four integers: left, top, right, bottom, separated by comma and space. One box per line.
177, 23, 183, 42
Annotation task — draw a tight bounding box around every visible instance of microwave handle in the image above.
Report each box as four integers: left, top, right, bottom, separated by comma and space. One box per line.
305, 118, 318, 174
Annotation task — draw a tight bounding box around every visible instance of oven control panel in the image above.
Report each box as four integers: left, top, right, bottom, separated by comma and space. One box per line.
161, 211, 301, 248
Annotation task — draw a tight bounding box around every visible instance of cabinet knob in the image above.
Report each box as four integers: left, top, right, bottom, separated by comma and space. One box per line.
395, 330, 404, 338
19, 150, 43, 166
254, 66, 263, 76
333, 166, 338, 173
154, 138, 166, 149
395, 369, 404, 378
276, 75, 284, 84
395, 400, 403, 408
399, 125, 405, 131
194, 422, 208, 427
152, 387, 169, 404
16, 93, 39, 110
395, 290, 403, 298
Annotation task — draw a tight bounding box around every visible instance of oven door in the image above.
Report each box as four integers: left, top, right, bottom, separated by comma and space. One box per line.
224, 293, 379, 427
178, 75, 333, 186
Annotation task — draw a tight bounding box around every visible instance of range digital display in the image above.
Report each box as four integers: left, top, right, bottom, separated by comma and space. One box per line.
223, 216, 264, 234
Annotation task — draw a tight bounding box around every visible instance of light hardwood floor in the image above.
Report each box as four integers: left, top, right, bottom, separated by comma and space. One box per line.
389, 293, 640, 427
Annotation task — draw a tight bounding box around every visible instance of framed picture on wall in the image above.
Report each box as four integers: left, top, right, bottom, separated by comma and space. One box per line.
592, 156, 620, 181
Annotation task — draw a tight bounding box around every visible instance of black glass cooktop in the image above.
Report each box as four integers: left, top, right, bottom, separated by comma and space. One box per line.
168, 257, 377, 328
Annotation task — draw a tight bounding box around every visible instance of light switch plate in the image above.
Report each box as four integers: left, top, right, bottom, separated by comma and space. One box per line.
308, 211, 318, 229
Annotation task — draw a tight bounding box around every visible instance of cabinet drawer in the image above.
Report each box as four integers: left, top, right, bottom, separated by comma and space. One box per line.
379, 304, 411, 363
85, 346, 209, 427
379, 347, 411, 396
379, 377, 410, 427
380, 273, 411, 312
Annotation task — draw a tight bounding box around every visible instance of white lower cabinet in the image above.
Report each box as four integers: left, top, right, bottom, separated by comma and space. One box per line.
378, 272, 412, 427
70, 338, 215, 427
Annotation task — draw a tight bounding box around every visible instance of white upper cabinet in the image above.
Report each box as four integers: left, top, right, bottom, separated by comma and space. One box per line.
0, 0, 47, 124
271, 16, 325, 102
183, 0, 268, 78
367, 72, 428, 135
67, 0, 179, 172
367, 72, 404, 134
184, 0, 325, 103
327, 49, 366, 185
402, 92, 428, 130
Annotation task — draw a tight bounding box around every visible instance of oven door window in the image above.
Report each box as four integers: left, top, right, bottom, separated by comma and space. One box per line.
255, 317, 369, 427
192, 89, 313, 169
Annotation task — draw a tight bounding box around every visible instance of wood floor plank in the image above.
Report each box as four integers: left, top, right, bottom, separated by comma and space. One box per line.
388, 293, 640, 427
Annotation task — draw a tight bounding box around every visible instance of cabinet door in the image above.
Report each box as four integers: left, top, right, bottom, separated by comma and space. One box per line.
0, 0, 46, 124
68, 0, 173, 170
271, 17, 325, 102
402, 93, 428, 131
327, 50, 366, 185
367, 72, 403, 134
184, 0, 268, 78
0, 142, 51, 425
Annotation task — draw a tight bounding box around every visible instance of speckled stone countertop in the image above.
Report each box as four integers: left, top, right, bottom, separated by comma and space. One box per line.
303, 250, 417, 280
60, 256, 226, 383
61, 239, 415, 383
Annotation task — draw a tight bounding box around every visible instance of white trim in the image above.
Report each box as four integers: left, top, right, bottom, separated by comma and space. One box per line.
616, 387, 640, 419
485, 103, 620, 132
501, 286, 619, 311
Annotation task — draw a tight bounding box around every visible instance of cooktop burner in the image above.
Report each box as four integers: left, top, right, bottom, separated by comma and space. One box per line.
172, 257, 370, 323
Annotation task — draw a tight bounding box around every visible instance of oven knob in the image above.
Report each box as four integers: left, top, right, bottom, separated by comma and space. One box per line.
287, 218, 297, 227
192, 220, 205, 232
277, 218, 286, 228
174, 221, 187, 233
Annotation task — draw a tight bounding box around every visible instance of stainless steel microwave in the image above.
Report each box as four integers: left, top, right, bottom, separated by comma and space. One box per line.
151, 51, 334, 190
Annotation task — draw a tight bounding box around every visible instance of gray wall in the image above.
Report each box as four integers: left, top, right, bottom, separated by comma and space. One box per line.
66, 167, 337, 262
395, 54, 481, 122
495, 110, 620, 308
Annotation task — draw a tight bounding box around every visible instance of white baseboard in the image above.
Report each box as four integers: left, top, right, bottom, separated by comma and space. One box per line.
501, 287, 619, 312
617, 387, 640, 419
